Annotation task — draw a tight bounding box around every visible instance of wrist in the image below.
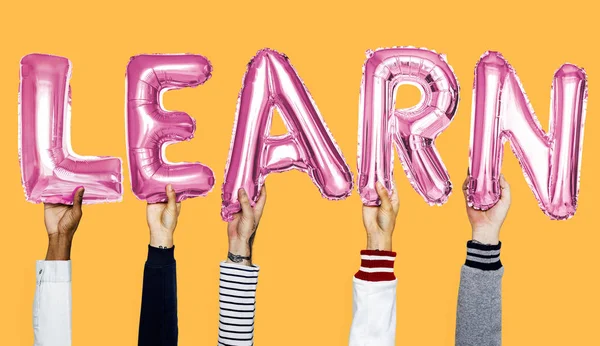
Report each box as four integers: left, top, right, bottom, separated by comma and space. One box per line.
226, 252, 252, 266
46, 234, 73, 261
150, 233, 174, 248
366, 231, 393, 251
227, 239, 252, 266
228, 238, 251, 254
48, 232, 73, 241
472, 227, 500, 245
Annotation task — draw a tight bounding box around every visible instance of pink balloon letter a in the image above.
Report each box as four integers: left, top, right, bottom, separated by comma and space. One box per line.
126, 54, 215, 203
221, 49, 353, 221
19, 54, 123, 204
467, 52, 587, 220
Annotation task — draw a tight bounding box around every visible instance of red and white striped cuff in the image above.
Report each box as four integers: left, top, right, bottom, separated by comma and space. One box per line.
354, 250, 397, 282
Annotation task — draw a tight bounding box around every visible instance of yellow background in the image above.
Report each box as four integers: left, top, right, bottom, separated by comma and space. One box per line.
1, 0, 598, 344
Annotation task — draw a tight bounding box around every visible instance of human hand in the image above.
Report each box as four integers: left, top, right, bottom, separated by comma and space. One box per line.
362, 182, 399, 251
44, 187, 85, 260
462, 174, 511, 245
226, 186, 267, 266
146, 184, 181, 248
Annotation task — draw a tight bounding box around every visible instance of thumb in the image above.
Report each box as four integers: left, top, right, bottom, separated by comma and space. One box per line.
376, 182, 392, 212
166, 184, 178, 212
462, 176, 469, 202
72, 186, 85, 217
238, 188, 253, 219
499, 174, 511, 203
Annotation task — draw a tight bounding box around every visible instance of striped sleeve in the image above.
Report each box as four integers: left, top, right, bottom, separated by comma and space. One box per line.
354, 250, 396, 282
218, 261, 259, 346
465, 241, 502, 271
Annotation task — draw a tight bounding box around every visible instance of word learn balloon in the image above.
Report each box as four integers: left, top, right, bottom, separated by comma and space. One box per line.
467, 52, 587, 220
19, 54, 122, 204
357, 47, 459, 207
221, 49, 353, 221
17, 48, 588, 220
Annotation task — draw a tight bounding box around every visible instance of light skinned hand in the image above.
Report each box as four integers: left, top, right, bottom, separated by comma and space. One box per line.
146, 184, 181, 248
462, 174, 511, 245
362, 182, 399, 251
226, 186, 267, 266
44, 187, 85, 260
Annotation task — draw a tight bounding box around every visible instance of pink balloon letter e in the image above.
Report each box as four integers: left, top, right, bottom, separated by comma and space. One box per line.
126, 54, 215, 203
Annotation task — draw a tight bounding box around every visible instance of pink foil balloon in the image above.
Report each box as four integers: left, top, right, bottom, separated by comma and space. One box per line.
467, 52, 587, 220
19, 54, 123, 204
126, 54, 215, 203
221, 49, 353, 221
358, 48, 459, 206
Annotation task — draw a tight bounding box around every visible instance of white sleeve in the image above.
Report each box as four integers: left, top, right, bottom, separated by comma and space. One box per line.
33, 260, 72, 346
349, 251, 397, 346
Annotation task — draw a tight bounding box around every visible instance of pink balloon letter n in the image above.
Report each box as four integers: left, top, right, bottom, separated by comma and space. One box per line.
467, 52, 587, 220
19, 54, 122, 204
126, 54, 215, 203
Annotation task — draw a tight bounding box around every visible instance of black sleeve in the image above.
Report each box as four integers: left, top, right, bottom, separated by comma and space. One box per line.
138, 245, 178, 346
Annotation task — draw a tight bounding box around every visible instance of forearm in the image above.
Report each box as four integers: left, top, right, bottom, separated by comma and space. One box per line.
455, 241, 503, 346
349, 250, 397, 346
33, 260, 72, 346
218, 261, 259, 346
46, 234, 73, 261
138, 245, 178, 346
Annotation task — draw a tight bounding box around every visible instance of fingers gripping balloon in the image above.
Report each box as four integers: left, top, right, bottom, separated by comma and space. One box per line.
221, 49, 353, 221
357, 48, 459, 206
467, 52, 587, 220
19, 54, 123, 204
126, 54, 216, 203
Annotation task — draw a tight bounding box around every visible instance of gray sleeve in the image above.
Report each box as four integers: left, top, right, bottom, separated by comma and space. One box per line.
455, 241, 503, 346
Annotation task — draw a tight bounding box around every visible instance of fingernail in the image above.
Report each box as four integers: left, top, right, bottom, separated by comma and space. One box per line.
73, 186, 84, 199
240, 188, 247, 196
168, 184, 174, 192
